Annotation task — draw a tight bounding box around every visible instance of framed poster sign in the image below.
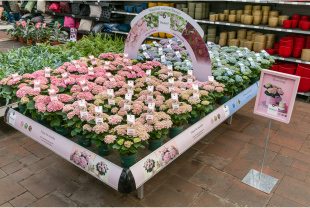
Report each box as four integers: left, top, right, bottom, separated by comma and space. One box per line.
254, 69, 300, 124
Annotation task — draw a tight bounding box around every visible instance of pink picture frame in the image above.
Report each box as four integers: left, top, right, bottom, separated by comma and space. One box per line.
254, 69, 300, 124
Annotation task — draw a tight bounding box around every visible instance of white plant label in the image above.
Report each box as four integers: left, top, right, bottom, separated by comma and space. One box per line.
88, 67, 94, 75
48, 89, 58, 101
208, 76, 214, 81
175, 51, 182, 58
158, 47, 163, 55
143, 52, 150, 59
161, 55, 166, 62
261, 50, 270, 58
169, 39, 173, 44
159, 15, 171, 31
238, 62, 246, 72
95, 106, 103, 124
236, 50, 243, 57
34, 80, 40, 92
216, 58, 222, 66
255, 53, 261, 62
45, 67, 51, 78
168, 72, 173, 77
141, 44, 147, 51
171, 93, 178, 101
167, 65, 173, 72
167, 44, 172, 50
148, 86, 154, 92
80, 80, 89, 91
153, 41, 159, 46
223, 105, 230, 118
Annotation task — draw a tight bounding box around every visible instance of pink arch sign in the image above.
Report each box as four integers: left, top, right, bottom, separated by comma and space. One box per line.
123, 6, 212, 81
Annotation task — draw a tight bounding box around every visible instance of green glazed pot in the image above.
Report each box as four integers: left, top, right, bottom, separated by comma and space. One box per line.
120, 152, 137, 168
243, 82, 250, 90
233, 88, 242, 97
0, 98, 6, 107
149, 138, 164, 151
18, 104, 31, 116
188, 114, 200, 125
169, 126, 183, 138
218, 96, 231, 105
37, 115, 48, 125
77, 135, 91, 147
98, 142, 111, 156
54, 125, 69, 136
250, 77, 259, 85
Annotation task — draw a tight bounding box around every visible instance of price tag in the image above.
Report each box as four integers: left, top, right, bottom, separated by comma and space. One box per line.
276, 28, 282, 31
88, 67, 94, 75
261, 50, 270, 58
146, 111, 153, 120
175, 51, 182, 58
209, 51, 214, 59
254, 26, 259, 29
172, 99, 179, 110
267, 104, 278, 116
216, 58, 222, 66
147, 95, 153, 102
45, 67, 51, 78
161, 55, 166, 62
12, 73, 21, 81
106, 73, 115, 82
141, 44, 147, 51
193, 84, 200, 99
104, 61, 110, 70
188, 70, 193, 77
248, 57, 256, 66
255, 53, 262, 62
167, 65, 173, 72
168, 39, 173, 44
236, 50, 243, 57
158, 47, 163, 55
167, 44, 172, 50
224, 105, 230, 118
296, 60, 302, 63
9, 111, 16, 126
208, 76, 214, 81
306, 2, 310, 5
147, 86, 154, 92
125, 93, 132, 101
124, 103, 131, 110
34, 80, 40, 92
143, 52, 150, 59
94, 106, 103, 124
215, 22, 219, 24
48, 89, 58, 101
168, 72, 173, 77
185, 60, 192, 66
148, 103, 155, 109
171, 93, 178, 101
279, 57, 285, 60
80, 80, 89, 91
146, 70, 151, 82
292, 2, 298, 4
127, 115, 135, 135
226, 23, 231, 25
153, 41, 159, 46
287, 30, 293, 32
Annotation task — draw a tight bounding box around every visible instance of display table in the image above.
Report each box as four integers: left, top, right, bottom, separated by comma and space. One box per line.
4, 82, 259, 198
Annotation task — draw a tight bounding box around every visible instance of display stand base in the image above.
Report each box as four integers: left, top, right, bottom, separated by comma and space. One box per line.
242, 169, 278, 194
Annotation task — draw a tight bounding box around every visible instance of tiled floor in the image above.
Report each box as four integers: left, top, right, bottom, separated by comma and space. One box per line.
1, 31, 310, 207
1, 99, 310, 207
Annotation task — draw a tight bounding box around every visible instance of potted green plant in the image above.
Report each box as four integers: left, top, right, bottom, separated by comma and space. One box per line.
52, 21, 68, 45
6, 22, 21, 41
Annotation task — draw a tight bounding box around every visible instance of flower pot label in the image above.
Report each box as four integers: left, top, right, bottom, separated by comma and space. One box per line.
148, 103, 155, 109
48, 89, 58, 101
80, 80, 89, 91
34, 80, 40, 92
247, 57, 255, 67
175, 51, 182, 58
216, 58, 222, 67
167, 65, 173, 72
168, 39, 173, 44
168, 72, 173, 77
12, 73, 21, 81
143, 52, 150, 59
238, 62, 246, 72
95, 106, 103, 124
106, 73, 115, 82
104, 61, 110, 70
125, 93, 132, 101
45, 67, 51, 78
236, 50, 243, 57
188, 70, 193, 76
267, 104, 278, 116
159, 15, 171, 32
158, 47, 163, 55
209, 51, 214, 59
261, 50, 270, 58
255, 53, 261, 62
223, 105, 230, 118
72, 61, 80, 69
141, 44, 147, 51
153, 41, 159, 46
171, 93, 178, 100
127, 115, 135, 135
88, 67, 94, 75
208, 76, 214, 81
78, 99, 88, 118
161, 55, 166, 62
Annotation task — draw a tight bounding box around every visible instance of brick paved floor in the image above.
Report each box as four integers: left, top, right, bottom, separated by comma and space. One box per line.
0, 99, 310, 207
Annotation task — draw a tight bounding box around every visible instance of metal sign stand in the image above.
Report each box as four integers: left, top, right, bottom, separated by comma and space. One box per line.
241, 119, 278, 194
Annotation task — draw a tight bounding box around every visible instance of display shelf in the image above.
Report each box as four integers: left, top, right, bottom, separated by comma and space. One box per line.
273, 54, 310, 65
113, 31, 164, 40
84, 1, 123, 7
263, 25, 310, 34
4, 81, 259, 197
111, 10, 138, 16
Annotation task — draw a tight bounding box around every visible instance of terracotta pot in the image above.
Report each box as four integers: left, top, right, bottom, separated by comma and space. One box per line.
261, 15, 269, 24
269, 17, 279, 27
237, 29, 247, 39
228, 15, 236, 23
228, 31, 236, 39
219, 13, 225, 21
230, 10, 236, 15
247, 30, 255, 36
215, 14, 219, 21
253, 5, 262, 10
237, 10, 244, 15
220, 32, 228, 39
252, 10, 262, 16
27, 40, 33, 45
20, 38, 25, 43
35, 40, 42, 43
210, 14, 216, 21
255, 35, 267, 43
266, 41, 275, 49
241, 14, 246, 24
262, 10, 269, 16
43, 38, 49, 42
236, 14, 242, 22
253, 16, 262, 25
266, 34, 276, 42
244, 41, 254, 50
53, 41, 60, 45
13, 36, 18, 41
219, 38, 227, 47
224, 9, 230, 15
278, 15, 290, 26
301, 49, 310, 61
244, 15, 254, 25
244, 5, 253, 10
253, 42, 266, 52
262, 6, 271, 12
244, 10, 252, 15
269, 11, 279, 17
239, 39, 247, 47
230, 39, 240, 46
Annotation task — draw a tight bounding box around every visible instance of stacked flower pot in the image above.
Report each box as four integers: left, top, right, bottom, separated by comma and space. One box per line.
282, 15, 310, 30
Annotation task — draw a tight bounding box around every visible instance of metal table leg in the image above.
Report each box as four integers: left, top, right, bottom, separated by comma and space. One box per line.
227, 115, 233, 125
137, 185, 144, 199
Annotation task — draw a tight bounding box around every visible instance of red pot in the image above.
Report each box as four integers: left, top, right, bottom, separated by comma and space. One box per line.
279, 46, 293, 58
302, 21, 310, 30
295, 36, 306, 44
295, 42, 305, 48
279, 64, 296, 74
280, 37, 294, 47
298, 77, 310, 92
13, 36, 18, 41
299, 21, 306, 29
301, 15, 309, 21
27, 40, 33, 45
292, 15, 301, 20
291, 20, 299, 28
292, 48, 303, 58
53, 41, 60, 45
269, 64, 279, 71
306, 42, 310, 49
265, 49, 276, 55
283, 20, 291, 29
20, 37, 25, 43
295, 64, 310, 78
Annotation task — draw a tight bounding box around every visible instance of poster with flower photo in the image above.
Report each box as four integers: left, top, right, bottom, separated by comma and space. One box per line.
70, 145, 95, 171
88, 156, 110, 182
154, 140, 179, 169
254, 69, 300, 123
140, 153, 159, 180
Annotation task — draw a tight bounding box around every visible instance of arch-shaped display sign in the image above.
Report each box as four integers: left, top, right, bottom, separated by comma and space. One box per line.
124, 6, 211, 81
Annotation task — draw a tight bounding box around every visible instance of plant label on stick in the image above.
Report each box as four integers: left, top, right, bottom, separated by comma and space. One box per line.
141, 44, 147, 51
168, 72, 173, 77
208, 76, 214, 81
12, 73, 21, 81
107, 89, 115, 106
95, 106, 103, 124
168, 39, 173, 44
104, 61, 110, 70
209, 51, 214, 59
238, 62, 246, 72
166, 44, 172, 50
45, 67, 51, 78
146, 107, 154, 121
127, 115, 135, 135
248, 57, 256, 67
161, 55, 166, 62
146, 70, 151, 82
261, 50, 270, 58
175, 51, 181, 58
158, 47, 163, 55
80, 80, 89, 91
193, 84, 200, 99
106, 73, 115, 82
167, 65, 173, 72
48, 89, 58, 102
143, 52, 150, 59
34, 80, 40, 92
216, 58, 222, 67
255, 53, 261, 62
123, 53, 129, 62
88, 67, 94, 75
169, 78, 174, 92
153, 41, 159, 46
72, 60, 80, 68
78, 99, 88, 118
127, 81, 134, 95
147, 86, 154, 101
236, 50, 243, 57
